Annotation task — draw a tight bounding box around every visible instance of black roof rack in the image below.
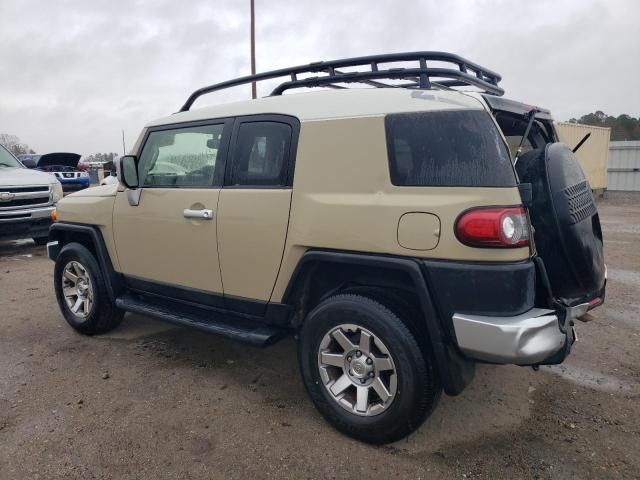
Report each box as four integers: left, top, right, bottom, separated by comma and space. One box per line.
179, 51, 504, 112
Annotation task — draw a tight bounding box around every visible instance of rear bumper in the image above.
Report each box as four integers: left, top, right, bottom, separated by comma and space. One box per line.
421, 257, 606, 366
451, 272, 606, 366
0, 206, 54, 240
452, 308, 572, 364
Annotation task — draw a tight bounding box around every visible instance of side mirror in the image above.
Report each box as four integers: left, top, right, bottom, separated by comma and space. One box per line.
206, 137, 220, 149
117, 155, 139, 189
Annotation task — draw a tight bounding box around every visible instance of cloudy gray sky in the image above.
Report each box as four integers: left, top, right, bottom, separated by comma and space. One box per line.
1, 0, 639, 155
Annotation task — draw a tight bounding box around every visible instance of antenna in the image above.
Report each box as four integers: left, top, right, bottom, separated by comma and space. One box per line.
250, 0, 257, 99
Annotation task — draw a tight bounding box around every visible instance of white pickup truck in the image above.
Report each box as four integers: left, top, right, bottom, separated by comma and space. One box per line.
0, 144, 63, 244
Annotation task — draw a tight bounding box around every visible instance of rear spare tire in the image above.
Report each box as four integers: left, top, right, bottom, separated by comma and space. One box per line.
516, 143, 605, 305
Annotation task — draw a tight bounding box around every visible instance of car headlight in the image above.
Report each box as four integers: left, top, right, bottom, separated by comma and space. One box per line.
80, 171, 89, 177
51, 182, 63, 203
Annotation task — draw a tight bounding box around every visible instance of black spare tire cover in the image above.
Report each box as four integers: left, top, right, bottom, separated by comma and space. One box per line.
516, 143, 605, 305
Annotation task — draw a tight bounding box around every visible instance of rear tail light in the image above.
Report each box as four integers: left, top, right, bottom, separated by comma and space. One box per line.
456, 207, 530, 248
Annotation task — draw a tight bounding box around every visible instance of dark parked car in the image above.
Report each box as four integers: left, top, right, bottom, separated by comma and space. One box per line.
16, 154, 41, 168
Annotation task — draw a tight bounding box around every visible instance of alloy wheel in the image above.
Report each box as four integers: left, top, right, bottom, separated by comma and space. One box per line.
61, 260, 94, 319
317, 323, 397, 416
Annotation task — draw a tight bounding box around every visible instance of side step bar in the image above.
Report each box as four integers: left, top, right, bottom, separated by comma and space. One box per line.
115, 293, 290, 346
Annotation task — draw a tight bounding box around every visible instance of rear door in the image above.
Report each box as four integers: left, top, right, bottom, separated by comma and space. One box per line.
113, 120, 231, 301
217, 115, 299, 313
481, 94, 557, 157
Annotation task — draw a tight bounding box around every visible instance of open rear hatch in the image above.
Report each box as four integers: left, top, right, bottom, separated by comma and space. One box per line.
485, 95, 606, 309
37, 153, 81, 169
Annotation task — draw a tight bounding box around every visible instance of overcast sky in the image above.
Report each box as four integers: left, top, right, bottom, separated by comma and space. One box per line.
1, 0, 639, 155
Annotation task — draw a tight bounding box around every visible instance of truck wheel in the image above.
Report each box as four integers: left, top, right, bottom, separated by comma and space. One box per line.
298, 294, 441, 444
54, 242, 124, 335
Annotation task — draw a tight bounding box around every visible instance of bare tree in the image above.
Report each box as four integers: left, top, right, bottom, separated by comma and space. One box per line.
0, 134, 36, 155
83, 152, 118, 163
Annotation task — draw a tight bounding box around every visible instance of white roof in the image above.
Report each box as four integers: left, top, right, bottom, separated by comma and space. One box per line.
146, 88, 484, 127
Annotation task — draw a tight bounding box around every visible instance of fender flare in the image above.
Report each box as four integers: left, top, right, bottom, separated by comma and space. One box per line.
283, 249, 473, 395
48, 222, 122, 301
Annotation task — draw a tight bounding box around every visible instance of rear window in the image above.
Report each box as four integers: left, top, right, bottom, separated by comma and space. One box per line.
385, 110, 516, 187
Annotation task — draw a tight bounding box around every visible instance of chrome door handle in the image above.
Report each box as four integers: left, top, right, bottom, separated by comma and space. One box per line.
183, 208, 213, 220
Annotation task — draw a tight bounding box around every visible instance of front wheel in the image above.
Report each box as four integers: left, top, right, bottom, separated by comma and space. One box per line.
298, 294, 441, 444
54, 242, 124, 335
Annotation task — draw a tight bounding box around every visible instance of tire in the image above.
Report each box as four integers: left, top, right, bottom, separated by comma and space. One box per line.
33, 237, 49, 246
298, 294, 441, 444
54, 242, 124, 335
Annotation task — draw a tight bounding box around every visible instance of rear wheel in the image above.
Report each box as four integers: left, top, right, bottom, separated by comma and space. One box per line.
54, 242, 124, 335
298, 294, 441, 444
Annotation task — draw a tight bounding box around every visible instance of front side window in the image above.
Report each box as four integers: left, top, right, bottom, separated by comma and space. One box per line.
230, 122, 292, 186
386, 110, 516, 187
138, 124, 225, 187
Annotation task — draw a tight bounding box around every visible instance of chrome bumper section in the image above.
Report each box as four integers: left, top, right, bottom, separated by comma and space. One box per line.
452, 304, 588, 365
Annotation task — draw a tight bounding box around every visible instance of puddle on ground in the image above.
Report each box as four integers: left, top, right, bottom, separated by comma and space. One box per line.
600, 221, 640, 234
604, 307, 640, 329
543, 364, 633, 393
0, 240, 40, 259
603, 239, 631, 245
607, 268, 640, 288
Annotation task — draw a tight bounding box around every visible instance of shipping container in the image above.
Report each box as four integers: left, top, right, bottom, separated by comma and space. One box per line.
555, 122, 610, 192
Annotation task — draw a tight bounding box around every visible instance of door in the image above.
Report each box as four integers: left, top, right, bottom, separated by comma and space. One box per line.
217, 115, 299, 312
113, 120, 231, 301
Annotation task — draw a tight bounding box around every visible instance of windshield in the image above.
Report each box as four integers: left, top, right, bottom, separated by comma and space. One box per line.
0, 145, 23, 168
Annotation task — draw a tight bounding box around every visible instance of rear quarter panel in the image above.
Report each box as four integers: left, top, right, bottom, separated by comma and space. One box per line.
272, 116, 528, 301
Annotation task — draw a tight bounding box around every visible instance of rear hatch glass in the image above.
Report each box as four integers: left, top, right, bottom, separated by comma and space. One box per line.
385, 110, 516, 187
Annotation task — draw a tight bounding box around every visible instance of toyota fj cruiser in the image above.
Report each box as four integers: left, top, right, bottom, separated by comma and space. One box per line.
47, 52, 606, 444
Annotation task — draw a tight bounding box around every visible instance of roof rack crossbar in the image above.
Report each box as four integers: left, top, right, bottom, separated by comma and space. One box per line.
179, 51, 503, 112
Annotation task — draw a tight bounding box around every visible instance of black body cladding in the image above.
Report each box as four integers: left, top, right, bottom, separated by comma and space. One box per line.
516, 143, 605, 305
421, 259, 536, 323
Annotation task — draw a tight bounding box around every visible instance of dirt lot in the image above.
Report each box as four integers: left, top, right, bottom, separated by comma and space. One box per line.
1, 193, 639, 479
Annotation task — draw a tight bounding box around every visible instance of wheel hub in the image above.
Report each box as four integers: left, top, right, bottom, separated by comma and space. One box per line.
77, 279, 89, 295
347, 351, 374, 382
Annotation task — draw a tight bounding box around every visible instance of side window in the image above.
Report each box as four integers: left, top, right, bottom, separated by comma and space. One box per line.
385, 111, 516, 187
230, 122, 292, 186
138, 124, 225, 187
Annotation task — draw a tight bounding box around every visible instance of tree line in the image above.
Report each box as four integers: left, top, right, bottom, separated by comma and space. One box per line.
568, 112, 640, 141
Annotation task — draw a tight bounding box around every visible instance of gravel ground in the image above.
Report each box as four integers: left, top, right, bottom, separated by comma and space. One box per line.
1, 192, 639, 479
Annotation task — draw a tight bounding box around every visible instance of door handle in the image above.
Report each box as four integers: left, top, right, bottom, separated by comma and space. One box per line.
183, 208, 214, 220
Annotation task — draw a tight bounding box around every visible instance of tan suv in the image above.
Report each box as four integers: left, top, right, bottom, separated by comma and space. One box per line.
46, 52, 606, 443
